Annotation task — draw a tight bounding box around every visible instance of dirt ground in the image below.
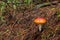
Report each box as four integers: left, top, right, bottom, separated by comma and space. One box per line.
0, 1, 60, 40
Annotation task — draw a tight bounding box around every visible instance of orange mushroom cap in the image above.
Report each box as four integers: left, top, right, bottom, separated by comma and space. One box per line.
34, 18, 46, 24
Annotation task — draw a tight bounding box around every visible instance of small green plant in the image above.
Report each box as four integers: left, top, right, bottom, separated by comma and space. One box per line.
7, 0, 20, 9
24, 0, 32, 5
0, 1, 6, 14
0, 1, 6, 22
13, 0, 20, 9
57, 12, 60, 20
7, 0, 12, 3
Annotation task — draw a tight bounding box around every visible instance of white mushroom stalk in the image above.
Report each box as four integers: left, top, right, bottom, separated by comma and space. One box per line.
38, 24, 42, 31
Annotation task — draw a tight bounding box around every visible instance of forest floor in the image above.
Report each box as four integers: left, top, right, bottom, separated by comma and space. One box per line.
0, 1, 60, 40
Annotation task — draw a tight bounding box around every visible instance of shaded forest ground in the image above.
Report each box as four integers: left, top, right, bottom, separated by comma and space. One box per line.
0, 0, 60, 40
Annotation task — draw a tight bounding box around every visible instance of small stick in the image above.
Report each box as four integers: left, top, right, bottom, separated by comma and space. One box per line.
33, 1, 59, 9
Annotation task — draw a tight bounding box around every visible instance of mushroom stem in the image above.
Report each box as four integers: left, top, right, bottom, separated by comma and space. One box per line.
38, 24, 42, 31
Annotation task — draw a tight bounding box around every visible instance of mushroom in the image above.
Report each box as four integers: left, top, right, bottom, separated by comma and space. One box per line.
34, 17, 47, 31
